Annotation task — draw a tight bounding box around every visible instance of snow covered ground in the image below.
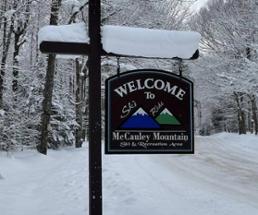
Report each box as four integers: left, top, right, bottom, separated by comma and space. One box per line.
0, 133, 258, 215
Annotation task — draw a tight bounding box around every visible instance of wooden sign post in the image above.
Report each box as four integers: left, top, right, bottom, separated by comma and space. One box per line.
88, 1, 102, 215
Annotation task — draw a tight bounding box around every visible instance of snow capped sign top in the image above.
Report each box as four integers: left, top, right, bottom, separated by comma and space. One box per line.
38, 23, 201, 59
102, 25, 201, 59
38, 23, 89, 44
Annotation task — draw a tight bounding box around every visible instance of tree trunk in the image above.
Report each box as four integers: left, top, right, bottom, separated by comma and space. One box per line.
37, 0, 62, 155
252, 96, 258, 135
248, 94, 258, 135
0, 13, 14, 108
75, 59, 83, 148
35, 4, 41, 64
12, 1, 30, 95
195, 100, 202, 135
233, 92, 246, 135
12, 33, 21, 93
247, 100, 252, 133
0, 1, 4, 30
0, 0, 8, 108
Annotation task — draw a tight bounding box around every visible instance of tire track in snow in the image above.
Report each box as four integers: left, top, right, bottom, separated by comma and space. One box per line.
151, 136, 258, 209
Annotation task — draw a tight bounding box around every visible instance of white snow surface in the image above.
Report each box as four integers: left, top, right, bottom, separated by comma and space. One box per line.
101, 25, 201, 59
160, 108, 173, 116
1, 133, 258, 215
190, 0, 210, 13
62, 0, 81, 7
38, 23, 201, 59
0, 109, 5, 116
4, 9, 16, 19
133, 107, 147, 116
62, 0, 87, 14
38, 23, 89, 44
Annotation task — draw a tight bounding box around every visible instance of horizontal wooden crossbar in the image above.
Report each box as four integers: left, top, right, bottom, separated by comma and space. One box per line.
40, 41, 199, 60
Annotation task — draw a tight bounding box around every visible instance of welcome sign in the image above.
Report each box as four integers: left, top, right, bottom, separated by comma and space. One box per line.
105, 69, 194, 154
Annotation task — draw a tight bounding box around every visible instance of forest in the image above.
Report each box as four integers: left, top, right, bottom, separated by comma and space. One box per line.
0, 0, 257, 151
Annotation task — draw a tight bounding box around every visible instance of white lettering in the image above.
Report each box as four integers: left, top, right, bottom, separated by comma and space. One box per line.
175, 89, 186, 100
164, 83, 178, 95
154, 79, 165, 90
127, 81, 137, 93
136, 79, 145, 90
113, 78, 186, 101
144, 78, 154, 89
144, 92, 155, 99
114, 84, 128, 97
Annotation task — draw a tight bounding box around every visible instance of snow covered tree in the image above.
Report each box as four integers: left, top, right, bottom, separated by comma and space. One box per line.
37, 0, 62, 155
189, 0, 258, 135
0, 0, 14, 109
12, 0, 32, 95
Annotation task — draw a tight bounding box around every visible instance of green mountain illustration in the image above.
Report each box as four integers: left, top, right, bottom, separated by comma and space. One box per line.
155, 108, 181, 125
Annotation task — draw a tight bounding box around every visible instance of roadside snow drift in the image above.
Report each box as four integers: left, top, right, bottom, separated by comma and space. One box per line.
38, 23, 201, 59
1, 133, 258, 215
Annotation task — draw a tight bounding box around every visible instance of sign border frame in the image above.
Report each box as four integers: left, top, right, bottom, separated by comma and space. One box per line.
105, 69, 194, 154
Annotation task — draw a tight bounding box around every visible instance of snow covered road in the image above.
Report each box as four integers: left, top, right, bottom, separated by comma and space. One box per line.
0, 133, 258, 215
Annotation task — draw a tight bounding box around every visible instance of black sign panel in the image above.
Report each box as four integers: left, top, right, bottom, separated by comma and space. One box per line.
105, 69, 194, 154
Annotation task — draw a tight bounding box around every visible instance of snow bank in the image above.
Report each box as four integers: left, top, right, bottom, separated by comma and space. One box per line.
38, 23, 201, 59
1, 133, 258, 215
211, 132, 258, 154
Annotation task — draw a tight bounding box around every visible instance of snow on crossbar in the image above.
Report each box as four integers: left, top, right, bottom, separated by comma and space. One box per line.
39, 23, 201, 59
